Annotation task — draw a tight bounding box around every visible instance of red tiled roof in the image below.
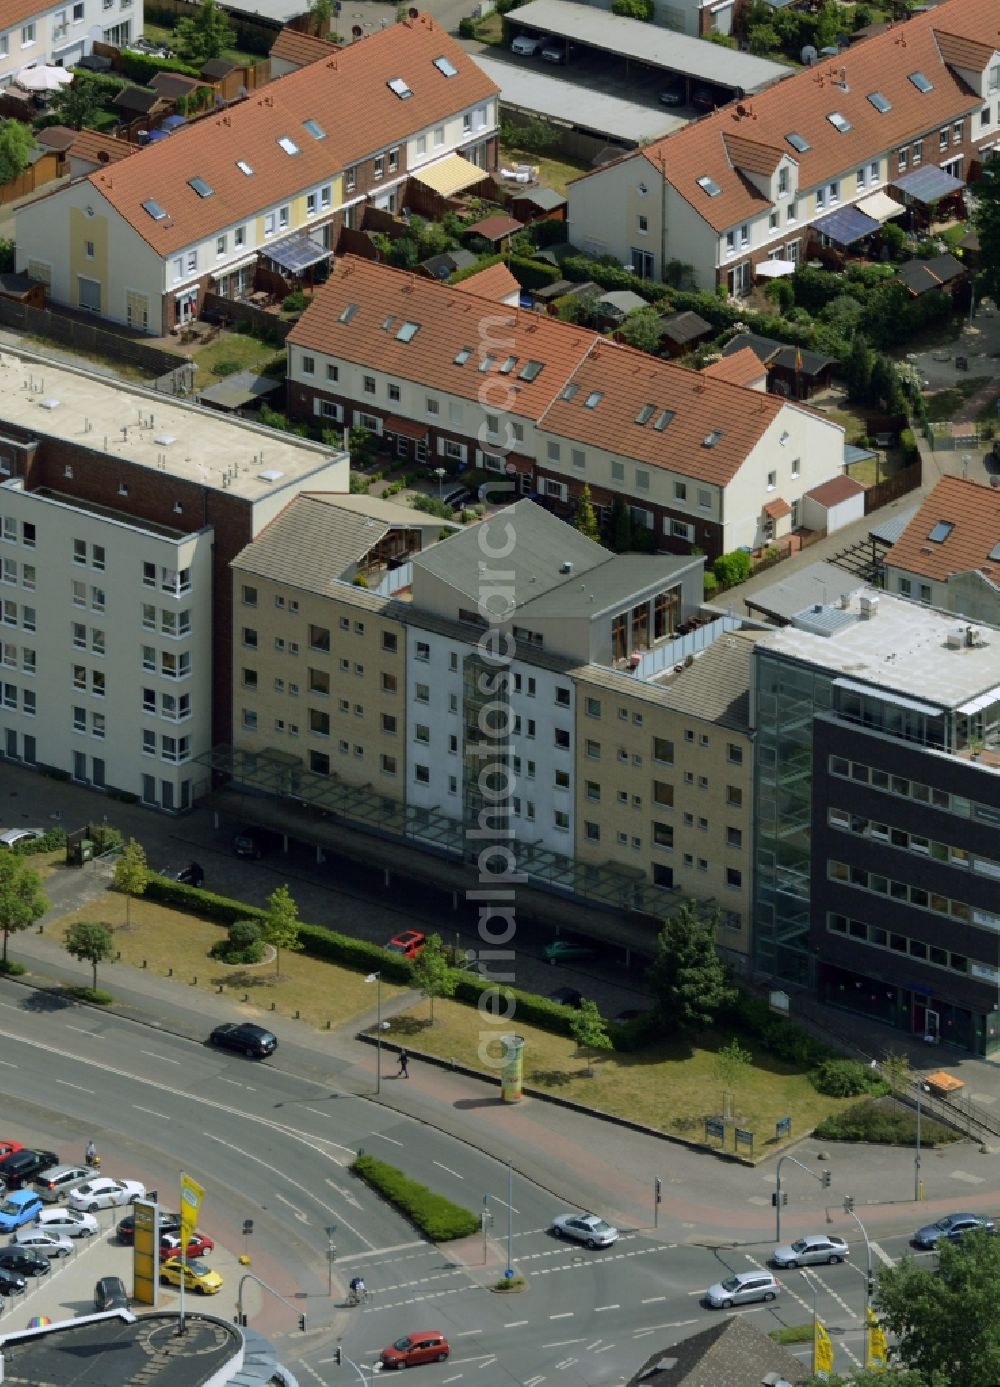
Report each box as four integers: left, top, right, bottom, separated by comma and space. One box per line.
763, 497, 792, 519
806, 474, 865, 506
87, 14, 498, 256
466, 214, 523, 240
270, 26, 340, 68
0, 0, 49, 32
884, 475, 1000, 582
453, 261, 520, 301
628, 0, 998, 233
701, 347, 766, 388
67, 129, 139, 167
288, 256, 801, 485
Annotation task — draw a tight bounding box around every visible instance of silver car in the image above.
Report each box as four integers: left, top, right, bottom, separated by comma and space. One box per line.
551, 1212, 619, 1249
12, 1228, 73, 1258
34, 1165, 91, 1203
772, 1234, 850, 1268
705, 1269, 781, 1309
34, 1208, 98, 1238
913, 1212, 994, 1248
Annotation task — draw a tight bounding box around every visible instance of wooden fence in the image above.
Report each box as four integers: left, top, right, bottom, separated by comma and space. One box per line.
863, 459, 922, 514
0, 151, 63, 207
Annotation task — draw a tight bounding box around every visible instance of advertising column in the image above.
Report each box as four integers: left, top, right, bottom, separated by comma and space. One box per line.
500, 1033, 524, 1103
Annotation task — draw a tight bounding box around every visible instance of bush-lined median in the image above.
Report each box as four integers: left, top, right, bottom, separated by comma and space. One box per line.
351, 1153, 479, 1242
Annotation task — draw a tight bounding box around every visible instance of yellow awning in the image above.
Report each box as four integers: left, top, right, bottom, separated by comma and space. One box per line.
413, 153, 484, 197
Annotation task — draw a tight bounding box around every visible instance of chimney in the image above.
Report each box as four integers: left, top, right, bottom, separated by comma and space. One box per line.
859, 595, 879, 620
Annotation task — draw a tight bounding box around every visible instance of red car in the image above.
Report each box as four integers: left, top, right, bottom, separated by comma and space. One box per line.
387, 930, 426, 959
0, 1141, 23, 1160
381, 1329, 450, 1368
159, 1231, 215, 1262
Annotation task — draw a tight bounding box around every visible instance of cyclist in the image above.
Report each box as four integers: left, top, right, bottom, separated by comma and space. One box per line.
348, 1276, 366, 1305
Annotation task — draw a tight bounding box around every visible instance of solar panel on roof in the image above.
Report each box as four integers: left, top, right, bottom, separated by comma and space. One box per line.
433, 55, 458, 77
867, 91, 891, 113
785, 132, 810, 153
909, 71, 933, 92
141, 198, 167, 220
388, 77, 412, 99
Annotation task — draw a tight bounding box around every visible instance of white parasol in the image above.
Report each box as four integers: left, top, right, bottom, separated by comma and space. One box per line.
15, 64, 74, 92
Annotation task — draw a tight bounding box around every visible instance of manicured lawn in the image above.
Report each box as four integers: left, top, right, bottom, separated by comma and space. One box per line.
141, 21, 265, 71
498, 145, 588, 200
50, 892, 407, 1029
190, 332, 284, 386
388, 999, 854, 1151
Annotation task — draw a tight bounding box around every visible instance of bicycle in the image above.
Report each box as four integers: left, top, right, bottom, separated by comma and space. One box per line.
347, 1286, 371, 1306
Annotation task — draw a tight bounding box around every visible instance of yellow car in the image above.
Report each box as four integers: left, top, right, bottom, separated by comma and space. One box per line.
160, 1258, 223, 1295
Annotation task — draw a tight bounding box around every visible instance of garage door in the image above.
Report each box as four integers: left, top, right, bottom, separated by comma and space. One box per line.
77, 276, 101, 313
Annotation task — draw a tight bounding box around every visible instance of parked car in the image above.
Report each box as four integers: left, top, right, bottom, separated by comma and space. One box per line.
0, 1191, 44, 1232
160, 1257, 222, 1295
387, 930, 426, 959
169, 862, 204, 888
0, 1141, 23, 1160
95, 1275, 129, 1311
381, 1330, 451, 1369
0, 1266, 27, 1295
548, 986, 583, 1008
35, 1207, 98, 1238
34, 1164, 92, 1203
232, 826, 273, 859
658, 75, 686, 105
0, 1149, 59, 1190
159, 1231, 215, 1262
0, 827, 44, 848
12, 1228, 73, 1258
692, 84, 726, 111
913, 1212, 994, 1248
772, 1234, 850, 1268
551, 1212, 619, 1248
543, 939, 595, 965
541, 37, 567, 63
510, 31, 549, 55
70, 1177, 146, 1212
0, 1246, 50, 1277
208, 1022, 278, 1059
705, 1270, 780, 1308
118, 1210, 180, 1244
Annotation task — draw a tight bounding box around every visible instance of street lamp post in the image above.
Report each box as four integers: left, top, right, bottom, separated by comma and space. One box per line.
433, 466, 446, 498
914, 1082, 930, 1202
326, 1224, 337, 1297
365, 971, 382, 1096
843, 1196, 874, 1369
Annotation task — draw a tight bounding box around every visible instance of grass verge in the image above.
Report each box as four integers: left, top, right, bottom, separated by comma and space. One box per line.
190, 333, 284, 385
351, 1154, 479, 1241
770, 1325, 814, 1345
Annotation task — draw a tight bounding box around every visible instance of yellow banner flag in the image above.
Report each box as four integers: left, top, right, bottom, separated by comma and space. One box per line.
867, 1309, 889, 1371
814, 1319, 834, 1379
180, 1172, 205, 1250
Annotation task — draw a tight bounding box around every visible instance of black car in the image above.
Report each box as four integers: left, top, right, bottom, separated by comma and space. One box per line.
0, 1247, 50, 1276
209, 1022, 278, 1058
232, 827, 273, 859
117, 1210, 182, 1245
95, 1275, 129, 1311
0, 1266, 27, 1294
549, 986, 584, 1009
0, 1149, 59, 1190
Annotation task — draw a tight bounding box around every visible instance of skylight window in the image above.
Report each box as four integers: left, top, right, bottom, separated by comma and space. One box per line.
236, 159, 254, 176
303, 118, 326, 140
990, 541, 1000, 562
827, 111, 852, 134
696, 175, 721, 197
454, 346, 473, 365
388, 77, 413, 100
499, 356, 517, 374
584, 391, 603, 409
560, 383, 579, 401
519, 361, 543, 382
478, 354, 495, 373
338, 303, 359, 325
867, 91, 891, 113
396, 321, 419, 343
433, 55, 458, 77
141, 198, 167, 221
928, 520, 954, 543
187, 176, 213, 198
635, 404, 656, 425
703, 429, 724, 448
277, 135, 300, 156
785, 132, 810, 153
909, 71, 933, 93
381, 315, 396, 332
652, 409, 675, 432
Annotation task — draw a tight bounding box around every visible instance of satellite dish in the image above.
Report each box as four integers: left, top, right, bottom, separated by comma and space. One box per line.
408, 6, 418, 15
800, 44, 818, 65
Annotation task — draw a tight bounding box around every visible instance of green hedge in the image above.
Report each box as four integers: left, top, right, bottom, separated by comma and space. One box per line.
814, 1097, 958, 1146
351, 1154, 479, 1241
117, 51, 201, 84
811, 1057, 886, 1098
452, 973, 579, 1037
10, 827, 66, 856
507, 255, 563, 290
720, 991, 832, 1069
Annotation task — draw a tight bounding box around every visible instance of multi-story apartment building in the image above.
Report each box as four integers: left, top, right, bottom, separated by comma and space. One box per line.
228, 499, 760, 949
15, 14, 498, 332
753, 587, 1000, 1055
883, 475, 1000, 624
0, 0, 139, 86
0, 345, 347, 808
567, 0, 1000, 292
286, 256, 845, 559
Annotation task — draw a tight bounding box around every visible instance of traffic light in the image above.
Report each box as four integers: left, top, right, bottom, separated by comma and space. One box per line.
844, 1195, 855, 1214
299, 1314, 307, 1332
771, 1191, 788, 1207
868, 1275, 876, 1296
334, 1348, 343, 1366
242, 1219, 254, 1237
821, 1169, 832, 1188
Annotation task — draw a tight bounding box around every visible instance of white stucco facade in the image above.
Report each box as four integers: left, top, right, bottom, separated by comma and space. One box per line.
0, 0, 141, 88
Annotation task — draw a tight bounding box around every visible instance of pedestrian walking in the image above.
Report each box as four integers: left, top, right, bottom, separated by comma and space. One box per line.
397, 1049, 409, 1079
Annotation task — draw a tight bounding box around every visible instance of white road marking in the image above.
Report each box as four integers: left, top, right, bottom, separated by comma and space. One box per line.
585, 1340, 603, 1351
141, 1050, 180, 1064
442, 1376, 463, 1384
275, 1193, 309, 1225
217, 1077, 254, 1090
325, 1177, 362, 1209
450, 1355, 495, 1364
593, 1344, 616, 1355
641, 1295, 666, 1304
549, 1312, 574, 1320
489, 1196, 519, 1213
477, 1359, 497, 1370
454, 1330, 483, 1337
55, 1079, 94, 1093
351, 1241, 426, 1261
504, 1320, 529, 1328
133, 1105, 166, 1118
595, 1304, 620, 1312
0, 1058, 15, 1067
433, 1160, 463, 1180
371, 1132, 404, 1146
66, 1025, 96, 1035
555, 1358, 578, 1370
525, 1377, 546, 1387
871, 1241, 895, 1268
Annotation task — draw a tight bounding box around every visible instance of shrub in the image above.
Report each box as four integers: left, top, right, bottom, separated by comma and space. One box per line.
814, 1097, 958, 1146
720, 990, 832, 1068
458, 15, 478, 37
612, 0, 653, 16
66, 986, 113, 1005
11, 827, 66, 856
352, 1154, 479, 1240
352, 572, 369, 587
703, 571, 719, 598
212, 359, 242, 378
210, 917, 265, 965
713, 550, 752, 587
117, 51, 201, 84
811, 1057, 885, 1098
899, 428, 918, 463
0, 959, 26, 976
507, 256, 562, 290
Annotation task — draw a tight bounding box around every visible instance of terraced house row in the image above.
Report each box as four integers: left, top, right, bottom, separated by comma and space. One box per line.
568, 0, 1000, 292
14, 14, 498, 332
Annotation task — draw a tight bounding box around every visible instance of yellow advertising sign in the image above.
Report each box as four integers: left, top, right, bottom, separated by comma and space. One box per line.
813, 1319, 834, 1379
180, 1173, 205, 1248
867, 1309, 889, 1371
131, 1199, 159, 1307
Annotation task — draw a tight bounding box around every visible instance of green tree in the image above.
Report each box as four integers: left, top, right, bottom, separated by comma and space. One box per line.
261, 884, 303, 978
879, 1050, 914, 1095
647, 902, 735, 1033
875, 1229, 1000, 1382
813, 1, 841, 48
309, 0, 333, 35
113, 838, 149, 931
845, 330, 873, 402
52, 72, 105, 130
870, 353, 904, 413
574, 484, 600, 541
612, 0, 653, 15
411, 932, 457, 1025
975, 155, 1000, 306
609, 495, 632, 552
569, 998, 613, 1076
0, 121, 33, 187
617, 306, 662, 355
64, 919, 114, 992
175, 0, 236, 64
712, 1036, 752, 1088
0, 853, 48, 967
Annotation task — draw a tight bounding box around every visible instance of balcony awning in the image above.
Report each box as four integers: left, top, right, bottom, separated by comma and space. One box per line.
266, 230, 330, 274
856, 189, 905, 223
384, 415, 428, 441
811, 204, 879, 246
894, 165, 964, 204
412, 152, 485, 197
